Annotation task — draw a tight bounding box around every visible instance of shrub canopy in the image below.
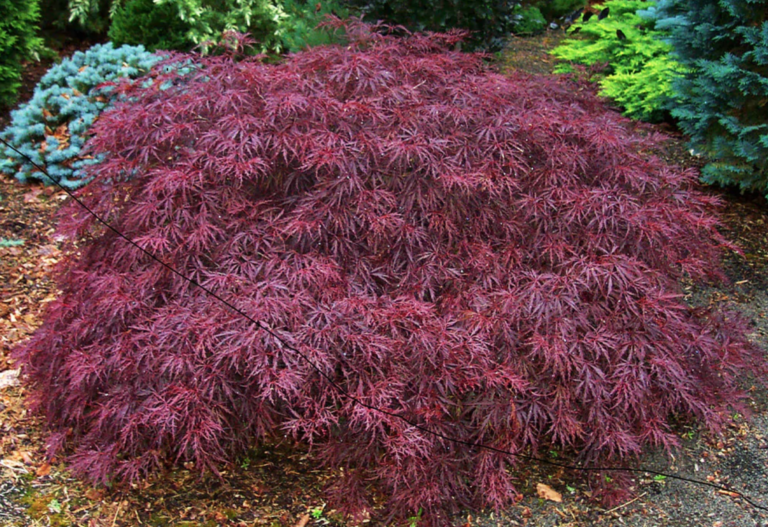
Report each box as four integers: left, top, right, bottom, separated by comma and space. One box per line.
17, 20, 764, 525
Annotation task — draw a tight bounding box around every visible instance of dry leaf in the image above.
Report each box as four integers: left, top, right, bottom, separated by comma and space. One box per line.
36, 463, 51, 477
53, 124, 69, 147
536, 483, 562, 503
84, 488, 104, 501
293, 514, 310, 527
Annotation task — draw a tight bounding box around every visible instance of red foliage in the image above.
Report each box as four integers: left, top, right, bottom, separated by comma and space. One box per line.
17, 19, 765, 524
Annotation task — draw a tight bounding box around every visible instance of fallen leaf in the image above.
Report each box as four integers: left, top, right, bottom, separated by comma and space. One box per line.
536, 482, 562, 503
36, 463, 51, 477
23, 188, 44, 203
293, 514, 310, 527
20, 451, 33, 465
84, 488, 104, 501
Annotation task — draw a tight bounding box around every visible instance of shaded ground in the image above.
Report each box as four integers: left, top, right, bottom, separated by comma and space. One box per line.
2, 30, 768, 527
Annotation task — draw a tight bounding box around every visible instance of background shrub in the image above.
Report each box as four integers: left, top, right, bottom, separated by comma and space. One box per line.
279, 0, 350, 52
345, 0, 521, 50
0, 43, 161, 188
550, 0, 682, 122
156, 0, 288, 53
67, 0, 287, 53
536, 0, 587, 21
63, 0, 112, 34
108, 0, 348, 54
17, 20, 764, 526
0, 0, 44, 107
511, 5, 547, 35
108, 0, 194, 51
649, 0, 768, 196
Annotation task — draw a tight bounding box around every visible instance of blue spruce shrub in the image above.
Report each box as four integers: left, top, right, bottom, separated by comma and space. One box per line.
0, 43, 161, 189
648, 0, 768, 196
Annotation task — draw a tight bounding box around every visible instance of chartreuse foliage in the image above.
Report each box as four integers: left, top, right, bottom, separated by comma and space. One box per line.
550, 0, 683, 122
346, 0, 521, 50
17, 20, 764, 526
0, 0, 44, 107
0, 43, 161, 188
648, 0, 768, 196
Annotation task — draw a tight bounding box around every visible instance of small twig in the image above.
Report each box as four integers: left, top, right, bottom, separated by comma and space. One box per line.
605, 492, 647, 514
111, 501, 122, 527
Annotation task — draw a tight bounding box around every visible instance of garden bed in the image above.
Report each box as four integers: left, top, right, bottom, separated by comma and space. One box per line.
1, 32, 768, 527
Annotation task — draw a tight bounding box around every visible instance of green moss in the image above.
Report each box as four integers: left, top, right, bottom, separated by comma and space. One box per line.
21, 491, 71, 526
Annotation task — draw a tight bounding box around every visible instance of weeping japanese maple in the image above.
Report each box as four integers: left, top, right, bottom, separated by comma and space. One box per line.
17, 19, 765, 525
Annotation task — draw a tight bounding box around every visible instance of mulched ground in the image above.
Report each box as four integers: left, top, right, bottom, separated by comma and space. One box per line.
2, 30, 768, 527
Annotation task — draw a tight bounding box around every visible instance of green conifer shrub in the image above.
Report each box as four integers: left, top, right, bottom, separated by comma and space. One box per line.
550, 0, 682, 122
649, 0, 768, 196
0, 43, 161, 188
0, 0, 44, 107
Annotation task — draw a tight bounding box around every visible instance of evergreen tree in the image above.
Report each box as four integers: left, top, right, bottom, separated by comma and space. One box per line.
649, 0, 768, 196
